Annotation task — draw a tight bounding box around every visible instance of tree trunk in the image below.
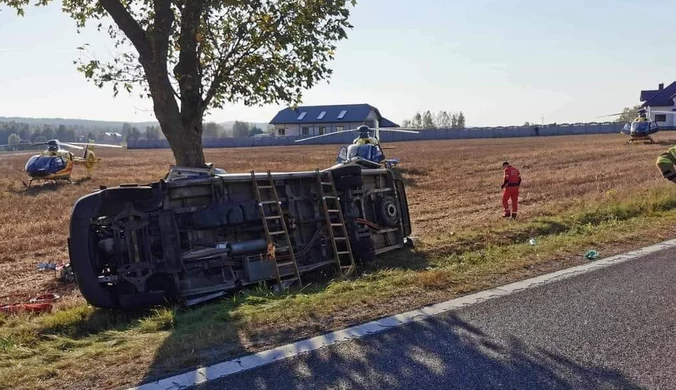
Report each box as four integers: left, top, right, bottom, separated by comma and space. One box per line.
163, 120, 206, 168
150, 83, 206, 168
102, 0, 208, 168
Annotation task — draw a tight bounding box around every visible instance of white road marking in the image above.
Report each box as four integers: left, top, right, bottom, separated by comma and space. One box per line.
128, 238, 676, 390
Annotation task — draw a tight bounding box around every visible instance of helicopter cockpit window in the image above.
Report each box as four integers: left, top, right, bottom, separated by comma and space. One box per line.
630, 121, 649, 133
54, 156, 66, 169
346, 144, 384, 162
28, 156, 66, 170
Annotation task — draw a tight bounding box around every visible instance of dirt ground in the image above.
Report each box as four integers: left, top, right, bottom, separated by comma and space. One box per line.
0, 132, 674, 306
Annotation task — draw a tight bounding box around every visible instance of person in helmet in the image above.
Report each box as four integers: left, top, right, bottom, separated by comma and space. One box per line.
46, 140, 59, 152
353, 125, 378, 146
634, 108, 649, 122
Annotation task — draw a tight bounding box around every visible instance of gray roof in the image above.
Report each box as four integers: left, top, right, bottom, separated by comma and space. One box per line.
269, 104, 399, 127
641, 82, 676, 107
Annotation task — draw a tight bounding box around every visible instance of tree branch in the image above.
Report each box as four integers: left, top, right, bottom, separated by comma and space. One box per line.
203, 33, 244, 106
152, 0, 173, 66
98, 0, 152, 63
151, 0, 179, 99
203, 10, 267, 107
174, 0, 206, 117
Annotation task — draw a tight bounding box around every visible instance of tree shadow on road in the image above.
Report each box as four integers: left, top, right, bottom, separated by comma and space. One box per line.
184, 313, 642, 390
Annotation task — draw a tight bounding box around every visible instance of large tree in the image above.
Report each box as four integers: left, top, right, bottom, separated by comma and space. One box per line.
436, 110, 450, 128
421, 110, 435, 129
202, 121, 223, 139
456, 111, 466, 128
2, 0, 356, 167
411, 112, 422, 128
231, 120, 250, 138
7, 133, 20, 145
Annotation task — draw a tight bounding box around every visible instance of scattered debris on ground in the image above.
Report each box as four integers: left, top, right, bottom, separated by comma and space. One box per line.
0, 260, 75, 315
0, 293, 60, 314
36, 261, 74, 284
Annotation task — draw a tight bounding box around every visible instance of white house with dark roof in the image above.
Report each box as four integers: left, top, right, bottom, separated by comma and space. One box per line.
269, 104, 399, 137
640, 81, 676, 128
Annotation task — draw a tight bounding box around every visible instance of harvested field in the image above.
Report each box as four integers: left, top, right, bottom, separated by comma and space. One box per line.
0, 132, 672, 301
3, 132, 676, 389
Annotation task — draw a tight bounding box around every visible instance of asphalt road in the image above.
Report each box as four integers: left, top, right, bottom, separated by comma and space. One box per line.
193, 247, 676, 390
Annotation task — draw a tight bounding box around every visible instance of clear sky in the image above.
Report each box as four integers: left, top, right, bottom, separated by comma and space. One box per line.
0, 0, 674, 127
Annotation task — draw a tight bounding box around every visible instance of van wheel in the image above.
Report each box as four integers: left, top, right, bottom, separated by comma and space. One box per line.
378, 195, 399, 227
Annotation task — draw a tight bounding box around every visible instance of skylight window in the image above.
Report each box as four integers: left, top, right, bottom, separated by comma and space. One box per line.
297, 112, 306, 120
317, 111, 326, 119
337, 110, 347, 119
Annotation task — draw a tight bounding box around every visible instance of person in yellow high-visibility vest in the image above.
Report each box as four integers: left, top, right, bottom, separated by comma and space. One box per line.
352, 125, 379, 146
634, 108, 649, 123
656, 145, 676, 183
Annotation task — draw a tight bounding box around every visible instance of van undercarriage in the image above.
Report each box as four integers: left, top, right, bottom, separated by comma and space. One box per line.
68, 161, 412, 309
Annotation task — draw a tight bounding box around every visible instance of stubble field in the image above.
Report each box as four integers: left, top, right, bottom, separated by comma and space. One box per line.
0, 132, 672, 301
4, 132, 676, 389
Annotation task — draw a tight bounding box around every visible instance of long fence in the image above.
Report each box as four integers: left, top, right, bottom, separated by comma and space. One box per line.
127, 121, 643, 149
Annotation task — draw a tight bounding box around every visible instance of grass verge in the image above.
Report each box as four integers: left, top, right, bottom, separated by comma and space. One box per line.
3, 186, 676, 390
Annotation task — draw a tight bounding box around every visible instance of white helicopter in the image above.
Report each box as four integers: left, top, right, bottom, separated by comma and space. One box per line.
294, 123, 420, 168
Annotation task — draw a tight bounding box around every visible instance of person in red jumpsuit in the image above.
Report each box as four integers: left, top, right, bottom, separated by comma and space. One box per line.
501, 161, 521, 218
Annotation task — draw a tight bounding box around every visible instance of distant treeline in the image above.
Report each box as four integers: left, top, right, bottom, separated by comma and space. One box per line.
0, 121, 102, 145
401, 110, 467, 129
125, 121, 268, 141
200, 121, 268, 139
0, 119, 271, 146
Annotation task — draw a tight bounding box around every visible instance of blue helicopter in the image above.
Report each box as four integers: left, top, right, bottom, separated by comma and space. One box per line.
0, 139, 122, 186
600, 107, 674, 144
294, 124, 419, 168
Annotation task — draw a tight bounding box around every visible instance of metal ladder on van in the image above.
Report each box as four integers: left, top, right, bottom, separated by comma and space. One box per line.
250, 170, 302, 291
315, 169, 356, 276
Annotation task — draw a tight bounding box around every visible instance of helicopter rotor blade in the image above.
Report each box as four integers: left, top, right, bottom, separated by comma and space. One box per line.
69, 142, 123, 148
595, 112, 624, 118
294, 125, 420, 143
294, 129, 359, 143
378, 128, 420, 134
58, 142, 84, 150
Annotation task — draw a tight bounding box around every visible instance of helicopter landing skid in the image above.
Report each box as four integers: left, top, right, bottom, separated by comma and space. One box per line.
22, 178, 73, 187
628, 135, 655, 144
